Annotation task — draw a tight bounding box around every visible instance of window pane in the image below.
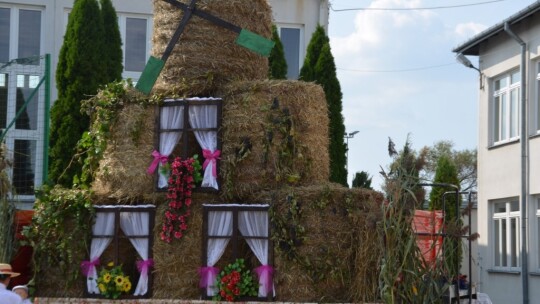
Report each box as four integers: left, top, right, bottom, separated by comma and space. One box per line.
0, 73, 7, 128
494, 96, 500, 142
511, 71, 520, 84
0, 8, 9, 62
18, 10, 41, 58
15, 74, 39, 130
510, 201, 519, 212
13, 139, 36, 195
280, 28, 300, 79
510, 88, 518, 138
125, 18, 147, 72
494, 219, 501, 266
495, 202, 506, 213
510, 218, 518, 267
501, 219, 507, 267
499, 77, 508, 89
501, 94, 507, 140
495, 79, 501, 91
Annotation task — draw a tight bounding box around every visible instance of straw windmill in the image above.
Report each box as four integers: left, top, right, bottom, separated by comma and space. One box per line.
32, 0, 384, 302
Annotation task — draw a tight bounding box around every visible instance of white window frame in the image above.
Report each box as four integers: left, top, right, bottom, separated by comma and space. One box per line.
492, 199, 520, 270
0, 4, 44, 62
276, 24, 304, 80
491, 70, 520, 145
536, 62, 540, 134
118, 13, 153, 83
536, 197, 540, 271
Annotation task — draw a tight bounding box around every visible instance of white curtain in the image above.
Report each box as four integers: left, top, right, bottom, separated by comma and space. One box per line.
87, 212, 115, 294
238, 211, 273, 297
204, 211, 233, 296
189, 104, 218, 189
119, 211, 151, 296
157, 104, 184, 188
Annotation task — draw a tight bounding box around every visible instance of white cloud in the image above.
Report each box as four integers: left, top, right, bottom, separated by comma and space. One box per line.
454, 22, 488, 40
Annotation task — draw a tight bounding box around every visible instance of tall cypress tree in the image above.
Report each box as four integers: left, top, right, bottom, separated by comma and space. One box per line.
100, 0, 123, 82
313, 43, 348, 186
49, 0, 106, 186
299, 24, 329, 81
429, 155, 461, 278
268, 25, 287, 79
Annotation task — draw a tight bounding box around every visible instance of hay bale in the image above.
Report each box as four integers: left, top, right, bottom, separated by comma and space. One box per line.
152, 0, 272, 96
218, 80, 330, 197
92, 102, 156, 202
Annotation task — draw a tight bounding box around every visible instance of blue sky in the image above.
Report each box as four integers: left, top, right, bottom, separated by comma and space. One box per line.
328, 0, 535, 190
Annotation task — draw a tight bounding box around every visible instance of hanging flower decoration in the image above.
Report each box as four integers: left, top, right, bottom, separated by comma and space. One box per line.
96, 262, 132, 299
160, 156, 202, 243
213, 259, 258, 302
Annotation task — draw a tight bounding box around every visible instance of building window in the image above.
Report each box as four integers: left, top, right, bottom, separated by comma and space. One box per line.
85, 205, 155, 298
118, 14, 152, 82
280, 27, 302, 80
150, 98, 222, 191
492, 70, 520, 144
0, 6, 42, 62
201, 204, 273, 299
537, 198, 540, 270
492, 200, 520, 269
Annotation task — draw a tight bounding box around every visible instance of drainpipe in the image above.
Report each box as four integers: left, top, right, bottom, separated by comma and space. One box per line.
504, 22, 529, 304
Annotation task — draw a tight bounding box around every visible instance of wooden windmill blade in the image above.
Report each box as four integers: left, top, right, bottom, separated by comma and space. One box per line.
135, 0, 275, 95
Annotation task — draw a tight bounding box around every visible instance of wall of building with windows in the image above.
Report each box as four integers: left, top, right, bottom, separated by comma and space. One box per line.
472, 15, 540, 303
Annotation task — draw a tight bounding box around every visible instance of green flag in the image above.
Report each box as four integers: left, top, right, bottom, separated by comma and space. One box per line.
235, 29, 275, 57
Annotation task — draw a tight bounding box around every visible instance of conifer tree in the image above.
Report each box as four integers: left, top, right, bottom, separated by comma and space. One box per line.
299, 24, 328, 81
100, 0, 123, 82
352, 171, 373, 189
314, 43, 347, 186
268, 25, 287, 79
429, 155, 461, 278
49, 0, 106, 186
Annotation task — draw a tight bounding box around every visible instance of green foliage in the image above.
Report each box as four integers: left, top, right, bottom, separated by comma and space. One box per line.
49, 0, 107, 187
299, 25, 329, 82
22, 185, 95, 288
268, 25, 288, 79
96, 262, 132, 298
352, 171, 373, 190
270, 193, 306, 260
423, 140, 477, 192
379, 138, 449, 304
429, 155, 461, 278
314, 43, 347, 186
100, 0, 123, 83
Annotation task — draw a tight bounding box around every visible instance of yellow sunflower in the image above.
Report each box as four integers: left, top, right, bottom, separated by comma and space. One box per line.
103, 273, 112, 283
98, 283, 106, 293
107, 261, 114, 267
123, 280, 132, 292
115, 275, 125, 287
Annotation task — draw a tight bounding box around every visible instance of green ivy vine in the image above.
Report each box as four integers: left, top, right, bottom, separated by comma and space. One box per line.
22, 185, 95, 288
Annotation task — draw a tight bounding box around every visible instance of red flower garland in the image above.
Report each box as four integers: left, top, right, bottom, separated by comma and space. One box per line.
219, 271, 241, 302
160, 157, 196, 243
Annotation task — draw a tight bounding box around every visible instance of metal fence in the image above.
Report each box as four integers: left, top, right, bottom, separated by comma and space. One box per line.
0, 54, 50, 203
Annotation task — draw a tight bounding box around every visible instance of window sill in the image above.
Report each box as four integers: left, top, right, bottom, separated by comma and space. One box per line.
487, 268, 520, 275
528, 272, 540, 276
488, 138, 519, 150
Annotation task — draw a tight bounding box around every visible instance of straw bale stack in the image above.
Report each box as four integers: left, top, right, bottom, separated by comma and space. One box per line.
92, 102, 157, 202
152, 0, 272, 96
218, 80, 330, 197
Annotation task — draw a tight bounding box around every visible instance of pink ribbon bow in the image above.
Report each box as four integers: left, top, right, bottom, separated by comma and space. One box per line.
198, 266, 219, 288
202, 149, 221, 177
147, 150, 168, 174
255, 265, 274, 295
136, 259, 154, 276
80, 258, 100, 277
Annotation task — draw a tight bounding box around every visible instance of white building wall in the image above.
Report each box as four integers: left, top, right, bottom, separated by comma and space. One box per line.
475, 16, 540, 303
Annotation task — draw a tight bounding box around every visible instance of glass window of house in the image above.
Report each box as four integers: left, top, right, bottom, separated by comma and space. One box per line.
125, 17, 148, 72
18, 9, 41, 58
0, 8, 10, 63
493, 71, 520, 144
280, 27, 301, 79
492, 200, 520, 269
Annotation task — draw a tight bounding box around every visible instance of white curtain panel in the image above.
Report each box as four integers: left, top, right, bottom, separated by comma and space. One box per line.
205, 211, 233, 296
87, 212, 115, 294
189, 104, 218, 189
238, 211, 273, 297
119, 211, 150, 296
157, 104, 184, 188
